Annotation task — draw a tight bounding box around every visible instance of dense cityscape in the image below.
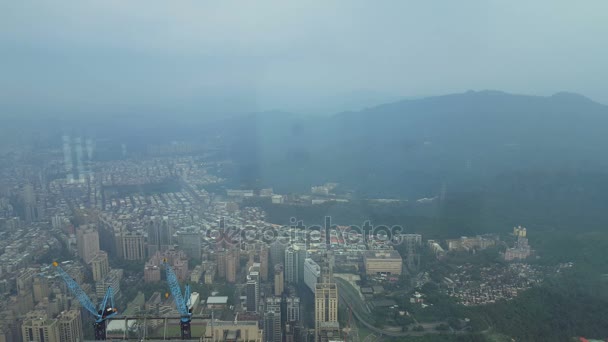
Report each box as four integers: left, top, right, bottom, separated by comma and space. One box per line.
0, 135, 570, 342
3, 2, 608, 342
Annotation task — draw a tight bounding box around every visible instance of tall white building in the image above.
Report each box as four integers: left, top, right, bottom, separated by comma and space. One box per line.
77, 225, 100, 264
284, 247, 297, 284
303, 258, 321, 293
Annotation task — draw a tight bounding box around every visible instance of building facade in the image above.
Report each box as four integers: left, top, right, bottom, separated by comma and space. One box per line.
274, 264, 284, 296
21, 311, 59, 342
286, 296, 300, 323
303, 258, 321, 293
122, 232, 146, 260
57, 310, 83, 342
90, 251, 110, 282
363, 250, 403, 275
76, 226, 100, 264
177, 228, 202, 260
147, 216, 172, 256
264, 297, 282, 342
314, 283, 338, 342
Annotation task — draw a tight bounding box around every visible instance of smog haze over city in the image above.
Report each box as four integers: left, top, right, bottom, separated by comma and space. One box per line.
1, 1, 608, 342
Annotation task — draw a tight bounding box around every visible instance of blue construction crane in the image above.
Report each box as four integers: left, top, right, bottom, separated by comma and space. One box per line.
163, 259, 192, 339
53, 261, 118, 340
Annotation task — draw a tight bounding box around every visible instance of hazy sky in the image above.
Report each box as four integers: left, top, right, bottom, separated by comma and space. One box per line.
1, 1, 607, 118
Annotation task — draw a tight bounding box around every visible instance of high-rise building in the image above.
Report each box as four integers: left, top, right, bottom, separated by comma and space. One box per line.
504, 230, 532, 261
226, 249, 238, 283
269, 241, 286, 269
286, 296, 300, 323
76, 225, 100, 264
21, 311, 60, 342
264, 297, 282, 342
216, 249, 227, 279
57, 309, 83, 342
17, 268, 36, 295
122, 232, 146, 260
401, 234, 423, 271
295, 244, 307, 284
173, 257, 189, 282
284, 322, 298, 342
32, 277, 49, 303
90, 251, 110, 282
304, 258, 321, 293
147, 216, 172, 256
177, 228, 202, 260
259, 245, 269, 282
204, 264, 216, 285
284, 247, 297, 284
246, 265, 260, 313
314, 283, 339, 341
96, 269, 123, 300
274, 264, 284, 296
284, 244, 306, 285
144, 263, 161, 282
22, 184, 37, 223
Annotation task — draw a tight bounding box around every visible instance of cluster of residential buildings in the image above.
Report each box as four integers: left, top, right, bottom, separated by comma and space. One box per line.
504, 226, 533, 261
442, 263, 545, 306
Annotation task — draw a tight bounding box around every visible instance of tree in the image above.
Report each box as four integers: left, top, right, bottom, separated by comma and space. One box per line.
447, 317, 462, 330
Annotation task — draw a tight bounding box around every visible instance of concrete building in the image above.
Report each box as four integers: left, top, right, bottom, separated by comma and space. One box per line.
401, 234, 422, 248
204, 264, 216, 285
447, 235, 496, 252
121, 232, 146, 260
144, 263, 161, 283
269, 241, 286, 269
264, 297, 282, 342
177, 228, 202, 260
363, 250, 403, 275
259, 245, 269, 282
206, 296, 229, 310
246, 266, 260, 313
90, 251, 110, 282
96, 269, 123, 300
304, 258, 321, 293
285, 245, 306, 284
226, 249, 238, 283
314, 283, 338, 341
504, 235, 532, 261
274, 264, 284, 296
32, 277, 49, 303
216, 249, 227, 279
286, 296, 300, 323
21, 311, 59, 342
76, 225, 100, 264
57, 309, 83, 342
190, 265, 204, 283
205, 320, 263, 342
147, 216, 172, 256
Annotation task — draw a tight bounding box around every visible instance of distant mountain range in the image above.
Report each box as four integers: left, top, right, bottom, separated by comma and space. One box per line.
213, 90, 608, 198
